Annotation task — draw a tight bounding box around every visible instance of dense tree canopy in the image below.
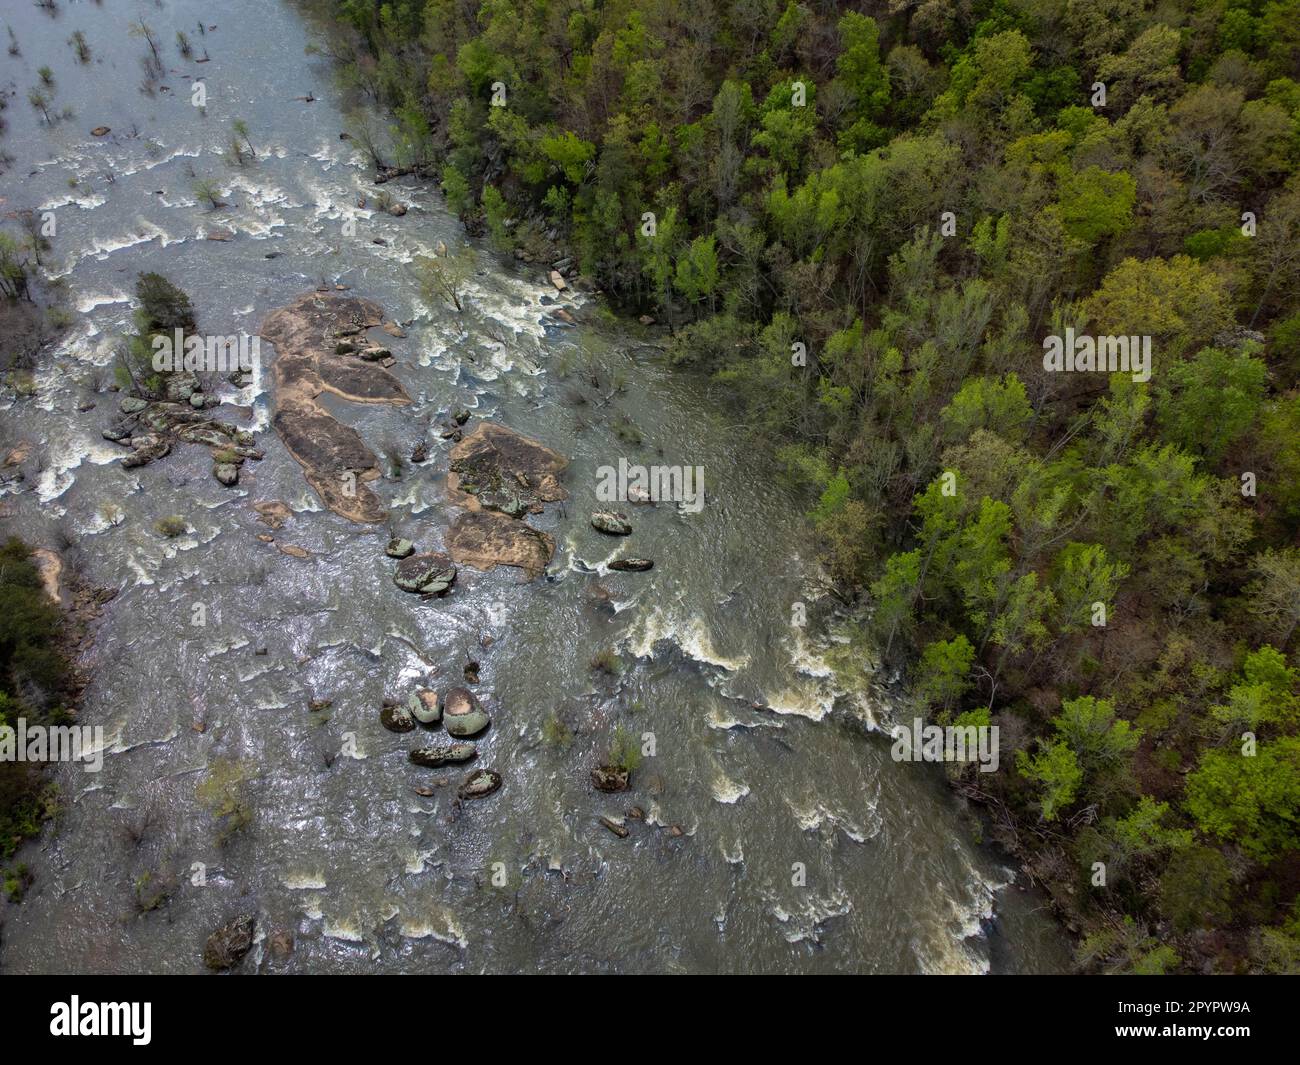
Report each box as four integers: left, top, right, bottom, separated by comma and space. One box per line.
312, 0, 1300, 973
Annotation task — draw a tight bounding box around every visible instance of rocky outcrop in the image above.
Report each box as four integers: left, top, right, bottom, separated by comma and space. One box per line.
438, 422, 567, 579
446, 422, 568, 513
253, 500, 291, 529
104, 397, 261, 479
260, 292, 410, 522
445, 510, 555, 580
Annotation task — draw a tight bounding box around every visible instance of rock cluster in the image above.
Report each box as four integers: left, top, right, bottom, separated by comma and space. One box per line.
103, 394, 262, 484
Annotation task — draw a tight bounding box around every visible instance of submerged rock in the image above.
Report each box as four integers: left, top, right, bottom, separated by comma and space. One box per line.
407, 689, 440, 725
381, 700, 416, 733
202, 914, 256, 971
591, 765, 630, 792
385, 537, 415, 559
393, 552, 457, 595
254, 500, 291, 529
609, 558, 653, 572
443, 687, 490, 737
457, 768, 501, 800
591, 511, 632, 536
409, 741, 477, 768
599, 816, 630, 838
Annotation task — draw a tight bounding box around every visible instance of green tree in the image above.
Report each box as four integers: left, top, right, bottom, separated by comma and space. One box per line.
1185, 738, 1300, 862
913, 635, 975, 714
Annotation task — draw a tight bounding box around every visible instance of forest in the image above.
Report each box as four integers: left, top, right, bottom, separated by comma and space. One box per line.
302, 0, 1300, 972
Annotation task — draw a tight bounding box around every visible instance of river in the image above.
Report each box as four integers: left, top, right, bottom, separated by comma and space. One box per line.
0, 0, 1069, 974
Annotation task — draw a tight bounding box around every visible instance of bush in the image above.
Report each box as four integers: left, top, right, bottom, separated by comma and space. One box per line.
604, 725, 642, 773
153, 515, 187, 538
589, 648, 622, 676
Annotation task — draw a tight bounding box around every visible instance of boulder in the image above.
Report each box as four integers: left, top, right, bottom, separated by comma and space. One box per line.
190, 392, 207, 408
591, 511, 632, 536
120, 396, 149, 414
457, 768, 501, 800
214, 462, 240, 486
380, 700, 416, 733
393, 552, 457, 595
609, 558, 653, 572
442, 687, 490, 737
121, 435, 171, 468
385, 537, 415, 559
409, 742, 477, 768
202, 914, 255, 971
407, 689, 440, 725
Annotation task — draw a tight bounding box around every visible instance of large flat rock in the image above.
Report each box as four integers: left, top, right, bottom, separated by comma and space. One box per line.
445, 509, 556, 579
261, 292, 410, 522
